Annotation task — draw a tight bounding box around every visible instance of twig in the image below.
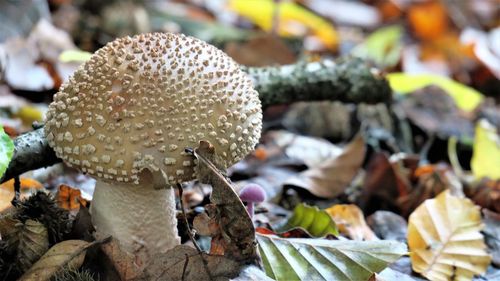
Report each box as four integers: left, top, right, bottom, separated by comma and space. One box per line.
11, 176, 20, 207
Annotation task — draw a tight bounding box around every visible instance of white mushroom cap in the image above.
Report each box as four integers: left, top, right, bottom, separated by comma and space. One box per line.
45, 33, 262, 185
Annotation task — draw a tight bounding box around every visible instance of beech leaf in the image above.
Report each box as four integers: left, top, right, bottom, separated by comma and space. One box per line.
284, 203, 338, 237
284, 134, 365, 198
325, 204, 378, 241
256, 233, 407, 281
408, 190, 491, 281
18, 239, 102, 281
17, 219, 49, 272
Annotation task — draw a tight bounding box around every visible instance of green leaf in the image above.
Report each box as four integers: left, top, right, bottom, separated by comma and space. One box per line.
352, 25, 403, 68
387, 73, 484, 112
284, 203, 338, 237
58, 50, 92, 63
0, 125, 14, 179
471, 119, 500, 180
257, 233, 407, 281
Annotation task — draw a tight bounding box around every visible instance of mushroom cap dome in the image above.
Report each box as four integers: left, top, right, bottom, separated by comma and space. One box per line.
45, 33, 262, 184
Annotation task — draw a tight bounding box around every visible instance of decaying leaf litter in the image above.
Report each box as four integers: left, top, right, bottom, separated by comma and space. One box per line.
0, 0, 499, 280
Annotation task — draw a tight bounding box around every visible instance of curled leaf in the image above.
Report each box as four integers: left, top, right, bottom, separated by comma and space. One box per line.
284, 134, 365, 198
325, 204, 378, 241
284, 203, 338, 237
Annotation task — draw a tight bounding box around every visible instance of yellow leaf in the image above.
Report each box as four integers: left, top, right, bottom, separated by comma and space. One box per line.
325, 204, 378, 241
471, 119, 500, 180
229, 0, 338, 50
387, 73, 483, 112
13, 106, 43, 127
18, 240, 90, 281
408, 190, 491, 281
58, 50, 92, 63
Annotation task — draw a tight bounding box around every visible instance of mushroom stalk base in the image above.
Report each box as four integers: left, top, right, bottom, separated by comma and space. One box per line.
90, 181, 180, 266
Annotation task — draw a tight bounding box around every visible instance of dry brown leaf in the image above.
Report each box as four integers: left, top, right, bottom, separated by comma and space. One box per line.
18, 239, 99, 281
0, 178, 44, 212
56, 184, 88, 211
325, 204, 378, 241
17, 219, 49, 272
225, 34, 296, 67
141, 245, 241, 281
284, 134, 365, 198
408, 190, 491, 281
189, 140, 258, 263
99, 237, 142, 280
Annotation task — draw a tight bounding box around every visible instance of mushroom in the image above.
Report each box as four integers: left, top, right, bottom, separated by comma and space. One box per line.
44, 33, 262, 265
239, 183, 266, 218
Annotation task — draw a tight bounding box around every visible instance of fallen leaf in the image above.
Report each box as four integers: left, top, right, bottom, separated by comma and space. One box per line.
99, 237, 142, 280
325, 204, 378, 241
141, 245, 241, 281
366, 211, 407, 243
398, 163, 461, 217
189, 140, 258, 262
0, 178, 44, 212
284, 134, 365, 198
264, 130, 343, 168
16, 219, 49, 272
399, 86, 474, 138
387, 72, 484, 112
464, 178, 500, 213
407, 1, 448, 41
56, 184, 88, 211
58, 49, 92, 63
284, 203, 338, 237
482, 209, 500, 267
408, 190, 491, 281
257, 233, 407, 281
0, 125, 14, 179
225, 33, 296, 67
358, 152, 412, 214
229, 0, 338, 50
471, 119, 500, 180
353, 25, 403, 68
18, 239, 105, 281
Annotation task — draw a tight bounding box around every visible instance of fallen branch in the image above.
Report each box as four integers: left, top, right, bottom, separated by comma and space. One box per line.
246, 57, 391, 108
1, 58, 391, 183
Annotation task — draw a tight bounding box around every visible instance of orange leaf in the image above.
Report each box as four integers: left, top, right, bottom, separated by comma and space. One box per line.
325, 204, 378, 241
408, 1, 448, 41
57, 184, 88, 211
0, 178, 44, 212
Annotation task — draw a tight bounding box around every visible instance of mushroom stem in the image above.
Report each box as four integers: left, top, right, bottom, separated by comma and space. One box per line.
90, 180, 179, 265
246, 203, 255, 218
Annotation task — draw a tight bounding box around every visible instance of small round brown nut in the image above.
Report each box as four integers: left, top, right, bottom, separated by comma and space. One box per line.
45, 32, 262, 185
